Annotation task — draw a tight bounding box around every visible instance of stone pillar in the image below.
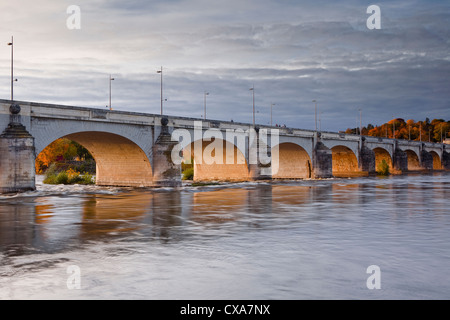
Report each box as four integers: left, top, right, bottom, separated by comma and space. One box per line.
359, 138, 375, 174
0, 104, 36, 193
312, 133, 332, 178
152, 117, 182, 187
248, 127, 272, 180
393, 148, 407, 173
443, 149, 450, 170
420, 150, 433, 170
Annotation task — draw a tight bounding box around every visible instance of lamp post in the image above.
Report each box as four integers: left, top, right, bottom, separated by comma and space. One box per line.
359, 108, 362, 136
392, 116, 395, 139
109, 74, 114, 110
204, 91, 209, 120
250, 86, 255, 127
7, 36, 18, 101
312, 100, 317, 131
270, 103, 276, 127
420, 123, 422, 142
157, 66, 163, 115
319, 111, 323, 131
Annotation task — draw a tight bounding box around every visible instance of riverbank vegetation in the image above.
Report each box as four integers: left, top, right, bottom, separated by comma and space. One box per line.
36, 138, 96, 185
181, 157, 194, 180
377, 160, 390, 176
345, 118, 450, 142
43, 165, 95, 185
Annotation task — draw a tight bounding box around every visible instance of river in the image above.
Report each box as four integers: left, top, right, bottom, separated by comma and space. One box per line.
0, 173, 449, 300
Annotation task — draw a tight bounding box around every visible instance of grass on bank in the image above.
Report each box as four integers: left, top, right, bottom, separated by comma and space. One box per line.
43, 164, 95, 185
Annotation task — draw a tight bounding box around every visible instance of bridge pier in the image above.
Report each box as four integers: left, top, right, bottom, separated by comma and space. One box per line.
312, 134, 332, 178
152, 118, 182, 187
393, 148, 408, 173
0, 104, 36, 193
420, 149, 434, 170
443, 149, 450, 170
360, 138, 376, 174
248, 127, 272, 180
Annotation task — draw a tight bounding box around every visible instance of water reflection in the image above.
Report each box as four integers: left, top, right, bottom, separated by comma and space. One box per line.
1, 173, 449, 254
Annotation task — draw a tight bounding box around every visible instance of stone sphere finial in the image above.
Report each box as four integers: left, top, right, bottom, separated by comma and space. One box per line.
10, 104, 21, 115
161, 117, 169, 126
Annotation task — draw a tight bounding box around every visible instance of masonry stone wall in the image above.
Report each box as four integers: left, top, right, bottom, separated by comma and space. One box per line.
331, 145, 360, 176
373, 147, 393, 172
272, 143, 312, 179
443, 151, 450, 170
360, 146, 375, 174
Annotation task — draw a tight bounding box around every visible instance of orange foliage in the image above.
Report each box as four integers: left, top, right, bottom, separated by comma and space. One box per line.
35, 138, 75, 174
345, 118, 450, 142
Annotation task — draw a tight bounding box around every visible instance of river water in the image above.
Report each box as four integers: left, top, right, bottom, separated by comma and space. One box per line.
0, 173, 449, 300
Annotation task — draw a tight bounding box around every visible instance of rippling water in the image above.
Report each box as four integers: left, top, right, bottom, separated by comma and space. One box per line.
1, 173, 449, 300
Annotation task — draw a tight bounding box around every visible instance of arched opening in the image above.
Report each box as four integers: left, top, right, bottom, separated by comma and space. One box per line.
36, 138, 95, 175
182, 138, 249, 181
373, 147, 392, 173
331, 146, 359, 177
405, 150, 421, 171
37, 132, 153, 187
271, 143, 312, 179
430, 151, 442, 170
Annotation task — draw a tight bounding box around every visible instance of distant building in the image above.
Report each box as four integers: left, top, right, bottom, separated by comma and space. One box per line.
444, 139, 450, 145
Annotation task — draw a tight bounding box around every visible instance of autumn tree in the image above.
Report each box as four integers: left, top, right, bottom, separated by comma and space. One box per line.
35, 139, 94, 174
344, 118, 449, 142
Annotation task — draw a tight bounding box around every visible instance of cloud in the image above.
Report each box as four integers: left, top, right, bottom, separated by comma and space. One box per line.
0, 0, 449, 132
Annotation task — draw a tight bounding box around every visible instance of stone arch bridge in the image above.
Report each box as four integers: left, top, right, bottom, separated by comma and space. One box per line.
1, 100, 449, 193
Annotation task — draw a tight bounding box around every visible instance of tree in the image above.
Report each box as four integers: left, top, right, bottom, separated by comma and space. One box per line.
35, 139, 94, 173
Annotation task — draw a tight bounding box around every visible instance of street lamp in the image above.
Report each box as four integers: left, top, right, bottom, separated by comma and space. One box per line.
157, 66, 163, 115
319, 111, 323, 132
204, 91, 209, 120
420, 123, 422, 142
270, 103, 276, 127
108, 74, 114, 110
312, 100, 317, 131
250, 85, 255, 127
359, 108, 362, 136
7, 36, 18, 101
392, 115, 395, 139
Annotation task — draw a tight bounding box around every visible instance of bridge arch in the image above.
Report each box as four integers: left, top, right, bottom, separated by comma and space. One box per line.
373, 147, 393, 173
405, 149, 421, 171
182, 138, 249, 181
38, 131, 153, 187
331, 145, 359, 177
429, 151, 442, 170
271, 142, 312, 179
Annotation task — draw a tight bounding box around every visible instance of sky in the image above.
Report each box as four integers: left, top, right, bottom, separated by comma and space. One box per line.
0, 0, 449, 131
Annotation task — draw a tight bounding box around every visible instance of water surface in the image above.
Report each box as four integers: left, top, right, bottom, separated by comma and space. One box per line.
1, 173, 449, 299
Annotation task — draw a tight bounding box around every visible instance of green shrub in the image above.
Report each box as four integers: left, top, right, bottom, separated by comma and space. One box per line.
43, 168, 95, 185
377, 159, 390, 176
182, 167, 194, 180
80, 173, 95, 185
56, 171, 69, 184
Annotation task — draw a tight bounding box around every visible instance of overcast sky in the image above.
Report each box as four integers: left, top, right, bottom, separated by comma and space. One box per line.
1, 0, 449, 131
